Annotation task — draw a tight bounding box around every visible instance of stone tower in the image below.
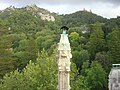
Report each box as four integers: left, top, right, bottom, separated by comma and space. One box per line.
109, 64, 120, 90
58, 26, 72, 90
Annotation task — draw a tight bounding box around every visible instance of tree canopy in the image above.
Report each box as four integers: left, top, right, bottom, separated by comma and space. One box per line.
0, 5, 120, 90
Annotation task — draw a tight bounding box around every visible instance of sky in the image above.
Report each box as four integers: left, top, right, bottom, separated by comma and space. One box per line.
0, 0, 120, 18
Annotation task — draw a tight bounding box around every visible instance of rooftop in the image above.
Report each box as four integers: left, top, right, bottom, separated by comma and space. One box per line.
112, 64, 120, 69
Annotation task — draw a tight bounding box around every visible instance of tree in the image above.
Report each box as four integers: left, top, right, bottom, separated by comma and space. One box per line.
10, 33, 27, 50
107, 27, 120, 64
14, 38, 38, 70
80, 60, 90, 76
69, 32, 80, 49
0, 50, 58, 90
35, 29, 55, 51
5, 10, 42, 34
0, 20, 15, 79
71, 75, 90, 90
72, 49, 89, 70
88, 22, 105, 60
85, 61, 107, 90
0, 49, 80, 90
95, 52, 110, 72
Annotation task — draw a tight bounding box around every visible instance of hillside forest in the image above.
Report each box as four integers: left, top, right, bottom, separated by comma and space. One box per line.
0, 5, 120, 90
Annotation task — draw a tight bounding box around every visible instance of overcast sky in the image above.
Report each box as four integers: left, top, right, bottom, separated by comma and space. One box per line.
0, 0, 120, 18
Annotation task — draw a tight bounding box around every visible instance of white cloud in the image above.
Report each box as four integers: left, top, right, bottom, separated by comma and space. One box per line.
1, 0, 120, 6
39, 2, 120, 18
0, 0, 120, 18
0, 3, 9, 10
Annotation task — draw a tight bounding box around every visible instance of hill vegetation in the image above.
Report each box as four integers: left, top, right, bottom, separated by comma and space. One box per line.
0, 5, 120, 90
61, 10, 107, 27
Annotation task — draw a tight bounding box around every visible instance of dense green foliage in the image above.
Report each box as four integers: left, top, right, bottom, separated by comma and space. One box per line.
0, 5, 120, 90
0, 20, 15, 78
0, 50, 58, 90
61, 10, 107, 27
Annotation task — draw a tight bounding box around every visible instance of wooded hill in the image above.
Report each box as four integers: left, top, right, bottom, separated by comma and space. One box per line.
0, 5, 120, 90
61, 10, 107, 27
